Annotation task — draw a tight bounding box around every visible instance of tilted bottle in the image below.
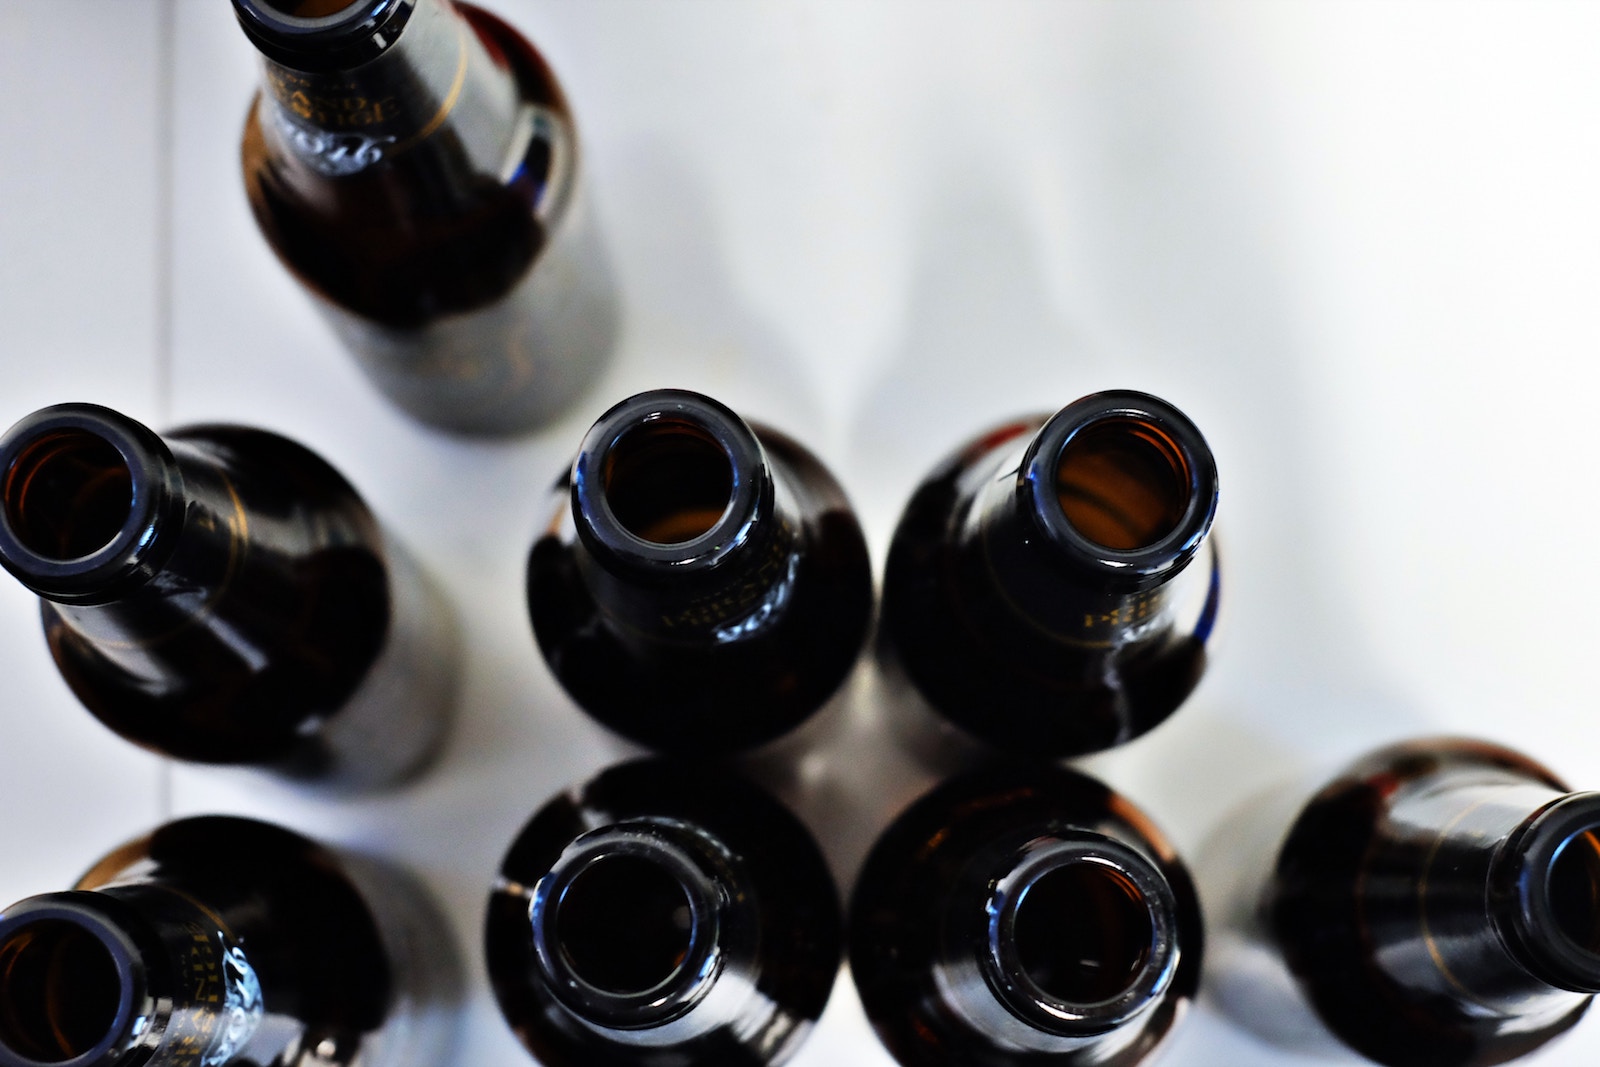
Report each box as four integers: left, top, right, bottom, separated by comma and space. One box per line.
849, 764, 1203, 1067
526, 389, 874, 753
879, 389, 1220, 758
1258, 738, 1600, 1066
233, 0, 616, 435
0, 815, 457, 1067
0, 403, 457, 788
485, 758, 842, 1066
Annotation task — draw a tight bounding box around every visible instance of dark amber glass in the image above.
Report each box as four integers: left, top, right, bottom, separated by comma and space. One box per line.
526, 389, 873, 753
879, 389, 1220, 758
485, 758, 842, 1066
850, 765, 1202, 1067
1266, 738, 1600, 1067
235, 0, 616, 435
0, 816, 457, 1067
0, 403, 457, 788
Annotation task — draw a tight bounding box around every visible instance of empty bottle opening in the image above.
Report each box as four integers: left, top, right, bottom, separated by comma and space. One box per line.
1014, 862, 1154, 1005
1548, 828, 1600, 955
256, 0, 366, 17
555, 855, 694, 996
0, 920, 122, 1063
1056, 418, 1189, 552
3, 430, 133, 561
603, 420, 734, 545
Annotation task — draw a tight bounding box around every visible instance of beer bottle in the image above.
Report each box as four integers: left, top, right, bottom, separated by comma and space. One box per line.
234, 0, 617, 435
527, 389, 873, 753
485, 758, 842, 1066
0, 815, 458, 1067
0, 403, 457, 788
850, 764, 1202, 1066
880, 390, 1220, 758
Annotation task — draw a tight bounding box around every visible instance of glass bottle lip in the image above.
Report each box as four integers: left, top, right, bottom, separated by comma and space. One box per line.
0, 403, 184, 605
1496, 791, 1600, 993
571, 389, 771, 575
231, 0, 416, 73
978, 835, 1181, 1036
529, 822, 731, 1032
1021, 390, 1218, 590
0, 896, 143, 1067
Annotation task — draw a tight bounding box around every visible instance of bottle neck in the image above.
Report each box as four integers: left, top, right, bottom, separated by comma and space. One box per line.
237, 0, 524, 180
0, 889, 261, 1067
933, 832, 1182, 1055
1362, 765, 1600, 1016
570, 390, 802, 644
960, 390, 1218, 645
528, 819, 761, 1046
0, 404, 186, 606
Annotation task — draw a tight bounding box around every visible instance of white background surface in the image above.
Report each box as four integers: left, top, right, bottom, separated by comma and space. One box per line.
4, 2, 1600, 1064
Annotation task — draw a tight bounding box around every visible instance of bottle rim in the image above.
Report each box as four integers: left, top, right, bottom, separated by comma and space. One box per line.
1021, 390, 1218, 589
980, 835, 1181, 1036
0, 898, 142, 1067
529, 821, 732, 1032
571, 389, 771, 575
0, 403, 184, 604
231, 0, 416, 73
1496, 791, 1600, 993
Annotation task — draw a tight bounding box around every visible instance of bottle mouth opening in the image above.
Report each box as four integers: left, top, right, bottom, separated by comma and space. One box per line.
531, 825, 728, 1030
602, 419, 735, 548
1055, 417, 1190, 553
252, 0, 368, 20
3, 430, 134, 563
982, 837, 1179, 1034
0, 917, 127, 1066
1546, 825, 1600, 959
553, 854, 697, 997
1012, 861, 1155, 1005
1024, 391, 1218, 586
573, 390, 767, 571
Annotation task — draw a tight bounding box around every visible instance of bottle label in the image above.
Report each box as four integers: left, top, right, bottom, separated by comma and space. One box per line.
164, 919, 264, 1067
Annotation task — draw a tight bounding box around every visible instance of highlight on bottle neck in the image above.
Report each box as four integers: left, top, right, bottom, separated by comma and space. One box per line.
571, 390, 774, 576
942, 834, 1180, 1048
1021, 391, 1218, 590
0, 404, 184, 604
529, 821, 753, 1040
231, 0, 418, 71
0, 901, 138, 1067
1493, 792, 1600, 993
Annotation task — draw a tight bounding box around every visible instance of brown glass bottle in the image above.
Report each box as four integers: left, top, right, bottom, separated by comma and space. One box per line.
0, 815, 457, 1067
1264, 738, 1600, 1067
850, 764, 1203, 1067
234, 0, 616, 436
879, 390, 1220, 758
485, 758, 842, 1067
0, 403, 457, 788
526, 389, 873, 753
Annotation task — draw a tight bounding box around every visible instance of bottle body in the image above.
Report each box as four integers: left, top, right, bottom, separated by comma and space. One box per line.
0, 404, 457, 788
1265, 738, 1600, 1067
0, 816, 458, 1067
236, 0, 617, 436
485, 758, 842, 1067
849, 764, 1202, 1067
879, 390, 1220, 758
527, 389, 873, 753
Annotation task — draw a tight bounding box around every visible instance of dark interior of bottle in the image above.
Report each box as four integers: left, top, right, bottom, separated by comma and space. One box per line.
1055, 418, 1189, 552
0, 920, 122, 1063
3, 430, 132, 561
257, 0, 366, 18
1548, 828, 1600, 956
555, 855, 695, 996
602, 420, 734, 546
1012, 862, 1154, 1005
